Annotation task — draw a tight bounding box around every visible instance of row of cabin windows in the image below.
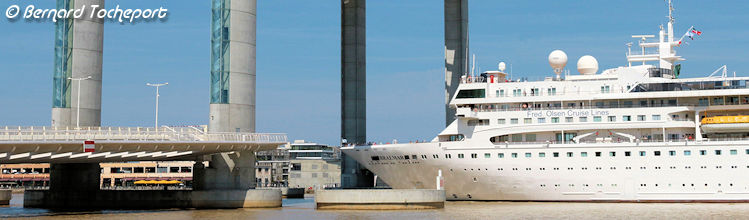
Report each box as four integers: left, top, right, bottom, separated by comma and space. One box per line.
460, 165, 749, 172
420, 149, 746, 160
539, 183, 736, 188
384, 149, 745, 162
485, 99, 681, 111
495, 115, 662, 125
496, 88, 560, 97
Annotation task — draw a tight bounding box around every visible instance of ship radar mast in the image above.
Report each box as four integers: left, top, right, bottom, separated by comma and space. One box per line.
625, 0, 684, 69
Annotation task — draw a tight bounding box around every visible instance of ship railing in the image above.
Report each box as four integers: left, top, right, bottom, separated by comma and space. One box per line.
468, 103, 704, 113
493, 137, 749, 146
0, 126, 287, 143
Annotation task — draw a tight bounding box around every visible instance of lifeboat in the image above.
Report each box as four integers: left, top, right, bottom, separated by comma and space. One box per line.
700, 116, 749, 133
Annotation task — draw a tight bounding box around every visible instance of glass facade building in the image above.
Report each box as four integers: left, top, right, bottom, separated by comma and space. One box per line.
210, 0, 231, 104
52, 0, 74, 108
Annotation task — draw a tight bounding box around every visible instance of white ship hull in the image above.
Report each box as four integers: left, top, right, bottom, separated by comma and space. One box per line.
342, 140, 749, 202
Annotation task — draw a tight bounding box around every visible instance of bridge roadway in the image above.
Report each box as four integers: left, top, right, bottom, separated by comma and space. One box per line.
0, 126, 287, 163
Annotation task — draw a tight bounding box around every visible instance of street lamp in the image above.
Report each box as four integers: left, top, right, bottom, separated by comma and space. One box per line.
68, 75, 92, 128
146, 82, 168, 129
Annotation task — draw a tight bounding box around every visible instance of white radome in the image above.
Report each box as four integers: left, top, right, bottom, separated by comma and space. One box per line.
548, 50, 568, 74
577, 55, 599, 75
498, 62, 506, 72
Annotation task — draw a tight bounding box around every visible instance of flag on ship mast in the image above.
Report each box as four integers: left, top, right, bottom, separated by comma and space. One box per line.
678, 26, 702, 46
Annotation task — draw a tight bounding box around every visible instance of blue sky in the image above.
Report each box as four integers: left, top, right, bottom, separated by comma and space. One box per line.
1, 1, 748, 145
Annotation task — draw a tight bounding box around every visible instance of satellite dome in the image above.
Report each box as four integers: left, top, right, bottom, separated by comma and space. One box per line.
498, 62, 506, 72
577, 55, 599, 75
548, 50, 568, 75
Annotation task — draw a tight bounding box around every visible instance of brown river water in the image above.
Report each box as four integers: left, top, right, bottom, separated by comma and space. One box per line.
4, 193, 749, 219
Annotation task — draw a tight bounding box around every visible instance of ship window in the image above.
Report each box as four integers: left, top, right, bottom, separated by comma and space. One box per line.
547, 88, 557, 95
537, 118, 546, 123
595, 152, 601, 157
698, 98, 709, 106
623, 101, 633, 108
639, 100, 648, 107
524, 118, 532, 124
565, 117, 573, 123
639, 151, 646, 156
511, 153, 518, 158
526, 134, 537, 142
404, 155, 410, 159
715, 150, 722, 155
637, 115, 646, 121
700, 150, 707, 155
579, 117, 588, 122
500, 90, 505, 97
371, 156, 379, 161
484, 153, 491, 158
625, 151, 631, 156
608, 116, 616, 122
498, 153, 504, 158
609, 101, 619, 108
539, 152, 546, 157
498, 119, 506, 124
595, 102, 604, 108
746, 149, 749, 155
593, 116, 602, 122
511, 118, 519, 124
495, 90, 500, 97
609, 152, 616, 157
581, 152, 588, 157
654, 151, 661, 156
458, 154, 464, 159
712, 97, 724, 105
669, 151, 676, 156
471, 153, 477, 158
553, 152, 559, 157
652, 115, 661, 120
731, 149, 738, 155
456, 89, 485, 99
512, 134, 523, 142
551, 117, 560, 123
684, 150, 691, 156
525, 153, 532, 158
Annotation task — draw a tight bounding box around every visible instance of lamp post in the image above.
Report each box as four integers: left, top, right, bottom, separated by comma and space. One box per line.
146, 82, 168, 129
68, 75, 92, 128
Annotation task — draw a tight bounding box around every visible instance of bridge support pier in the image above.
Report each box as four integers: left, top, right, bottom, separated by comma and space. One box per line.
24, 157, 280, 209
192, 151, 281, 208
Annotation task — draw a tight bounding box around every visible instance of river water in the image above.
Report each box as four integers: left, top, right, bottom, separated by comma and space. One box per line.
4, 193, 749, 219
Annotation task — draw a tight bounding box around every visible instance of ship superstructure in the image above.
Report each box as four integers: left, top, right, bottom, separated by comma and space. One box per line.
341, 2, 749, 201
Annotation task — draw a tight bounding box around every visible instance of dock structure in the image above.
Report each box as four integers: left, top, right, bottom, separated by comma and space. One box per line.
315, 189, 446, 210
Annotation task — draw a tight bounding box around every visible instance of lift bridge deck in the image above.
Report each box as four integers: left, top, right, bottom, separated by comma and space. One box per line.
0, 126, 287, 163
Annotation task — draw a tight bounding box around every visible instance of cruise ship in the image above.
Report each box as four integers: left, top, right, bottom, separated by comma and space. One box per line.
341, 2, 749, 202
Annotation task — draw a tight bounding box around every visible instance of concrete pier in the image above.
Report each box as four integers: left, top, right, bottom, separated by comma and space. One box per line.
24, 162, 282, 209
25, 189, 281, 209
209, 0, 257, 133
52, 0, 105, 127
340, 0, 373, 189
315, 189, 446, 210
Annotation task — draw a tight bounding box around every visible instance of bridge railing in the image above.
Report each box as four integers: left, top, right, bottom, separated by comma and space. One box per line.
0, 126, 287, 143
